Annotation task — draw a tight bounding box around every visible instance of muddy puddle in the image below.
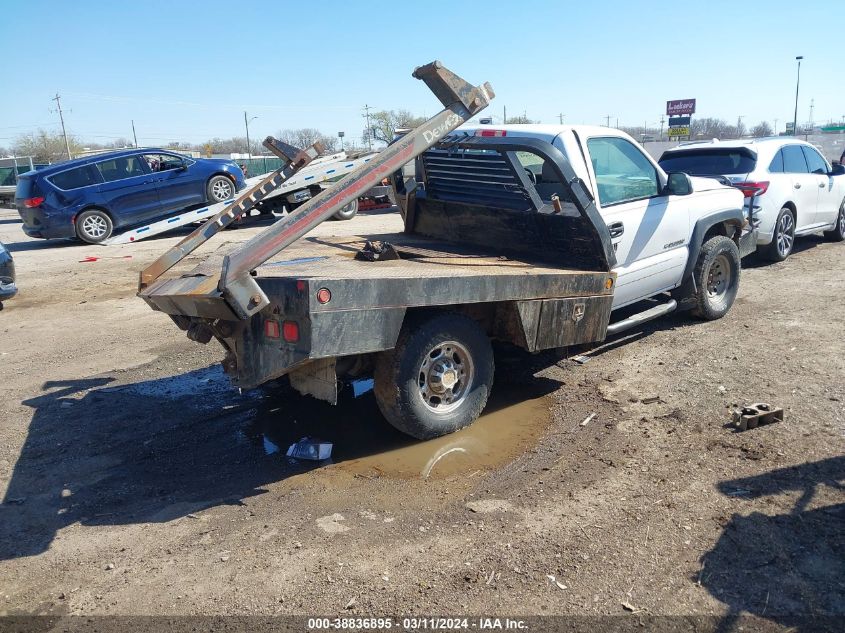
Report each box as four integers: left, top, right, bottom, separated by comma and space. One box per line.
245, 378, 556, 479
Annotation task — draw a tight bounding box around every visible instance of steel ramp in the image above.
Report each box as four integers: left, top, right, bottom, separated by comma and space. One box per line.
140, 61, 494, 321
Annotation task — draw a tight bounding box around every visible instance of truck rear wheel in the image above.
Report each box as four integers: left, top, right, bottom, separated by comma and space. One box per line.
690, 235, 740, 320
374, 313, 494, 439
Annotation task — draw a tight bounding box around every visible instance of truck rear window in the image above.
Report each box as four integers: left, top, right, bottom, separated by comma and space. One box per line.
659, 148, 757, 175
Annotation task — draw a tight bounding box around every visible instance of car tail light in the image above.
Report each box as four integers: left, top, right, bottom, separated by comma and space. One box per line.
735, 181, 769, 197
476, 129, 507, 137
282, 321, 299, 343
264, 320, 280, 339
24, 197, 45, 208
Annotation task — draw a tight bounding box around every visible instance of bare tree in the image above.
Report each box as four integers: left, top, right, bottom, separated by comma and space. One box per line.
364, 110, 426, 146
750, 121, 774, 138
13, 129, 82, 163
276, 128, 337, 154
505, 114, 537, 124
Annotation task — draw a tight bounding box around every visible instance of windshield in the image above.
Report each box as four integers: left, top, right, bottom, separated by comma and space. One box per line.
659, 148, 757, 175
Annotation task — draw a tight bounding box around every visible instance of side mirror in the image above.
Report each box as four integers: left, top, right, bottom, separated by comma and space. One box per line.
177, 160, 189, 170
830, 163, 845, 176
665, 171, 693, 196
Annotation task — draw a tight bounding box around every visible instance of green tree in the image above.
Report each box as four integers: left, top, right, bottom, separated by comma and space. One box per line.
13, 129, 82, 163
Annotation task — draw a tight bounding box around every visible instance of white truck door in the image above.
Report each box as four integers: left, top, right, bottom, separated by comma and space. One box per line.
583, 135, 690, 309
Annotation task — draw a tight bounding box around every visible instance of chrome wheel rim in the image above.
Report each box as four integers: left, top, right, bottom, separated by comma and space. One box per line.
706, 253, 733, 306
776, 212, 794, 257
418, 340, 474, 414
82, 215, 107, 238
839, 209, 845, 237
212, 179, 233, 201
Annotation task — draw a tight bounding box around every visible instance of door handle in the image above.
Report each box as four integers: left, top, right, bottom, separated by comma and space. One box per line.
794, 183, 801, 189
608, 221, 624, 238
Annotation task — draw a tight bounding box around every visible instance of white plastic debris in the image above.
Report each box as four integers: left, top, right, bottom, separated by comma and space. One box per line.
287, 436, 332, 461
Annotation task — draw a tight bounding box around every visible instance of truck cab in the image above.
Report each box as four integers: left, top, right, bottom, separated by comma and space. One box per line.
461, 124, 749, 309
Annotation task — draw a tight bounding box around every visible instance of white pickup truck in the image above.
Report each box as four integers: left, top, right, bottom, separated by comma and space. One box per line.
140, 64, 755, 440
465, 123, 754, 314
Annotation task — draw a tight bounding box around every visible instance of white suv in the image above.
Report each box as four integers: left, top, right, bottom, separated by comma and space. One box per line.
660, 138, 845, 261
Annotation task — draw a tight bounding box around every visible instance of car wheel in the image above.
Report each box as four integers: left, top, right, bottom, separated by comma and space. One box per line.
374, 313, 494, 440
75, 209, 113, 244
823, 202, 845, 242
333, 198, 358, 221
765, 207, 795, 261
690, 235, 740, 320
207, 175, 235, 203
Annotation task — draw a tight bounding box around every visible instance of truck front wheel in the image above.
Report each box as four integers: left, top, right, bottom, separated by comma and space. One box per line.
374, 313, 494, 439
690, 235, 740, 320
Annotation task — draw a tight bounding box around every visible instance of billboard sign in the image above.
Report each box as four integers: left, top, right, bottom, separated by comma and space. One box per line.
668, 126, 691, 138
666, 99, 696, 116
668, 116, 691, 127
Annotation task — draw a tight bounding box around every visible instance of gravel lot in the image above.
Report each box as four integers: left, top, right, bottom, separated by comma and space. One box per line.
0, 207, 842, 629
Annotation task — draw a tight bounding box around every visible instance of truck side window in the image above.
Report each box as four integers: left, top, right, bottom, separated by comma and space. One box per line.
586, 137, 659, 206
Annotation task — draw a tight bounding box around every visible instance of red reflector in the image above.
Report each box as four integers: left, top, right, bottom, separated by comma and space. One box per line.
24, 197, 45, 208
282, 321, 299, 343
264, 320, 280, 339
316, 287, 331, 304
735, 181, 769, 197
476, 129, 507, 137
296, 280, 306, 292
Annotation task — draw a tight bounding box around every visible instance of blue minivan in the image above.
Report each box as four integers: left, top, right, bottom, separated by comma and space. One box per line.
16, 149, 245, 243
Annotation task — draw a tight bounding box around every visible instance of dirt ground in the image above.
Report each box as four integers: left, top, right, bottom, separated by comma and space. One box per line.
0, 206, 842, 630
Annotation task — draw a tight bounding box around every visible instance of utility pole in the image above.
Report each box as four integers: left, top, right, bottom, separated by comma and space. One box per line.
503, 105, 507, 124
131, 119, 138, 148
659, 115, 665, 141
604, 114, 611, 127
793, 55, 803, 136
362, 104, 373, 150
809, 98, 815, 129
52, 93, 71, 159
774, 118, 779, 135
558, 113, 565, 124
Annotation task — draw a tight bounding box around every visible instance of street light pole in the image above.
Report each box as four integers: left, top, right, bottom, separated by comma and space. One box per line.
244, 111, 257, 159
792, 56, 803, 136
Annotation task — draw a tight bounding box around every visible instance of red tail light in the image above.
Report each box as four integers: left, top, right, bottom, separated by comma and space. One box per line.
735, 181, 769, 197
476, 129, 507, 137
282, 321, 299, 343
24, 197, 45, 208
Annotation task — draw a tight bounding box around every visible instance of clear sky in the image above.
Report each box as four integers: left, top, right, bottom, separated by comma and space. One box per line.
1, 0, 842, 149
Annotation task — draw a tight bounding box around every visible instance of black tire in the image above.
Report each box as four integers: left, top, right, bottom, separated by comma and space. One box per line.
333, 198, 358, 221
207, 175, 235, 203
822, 202, 845, 242
764, 206, 796, 262
690, 235, 740, 320
75, 208, 113, 243
374, 312, 494, 439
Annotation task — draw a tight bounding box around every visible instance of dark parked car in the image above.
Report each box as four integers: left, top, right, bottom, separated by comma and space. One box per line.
0, 241, 16, 309
15, 149, 245, 243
